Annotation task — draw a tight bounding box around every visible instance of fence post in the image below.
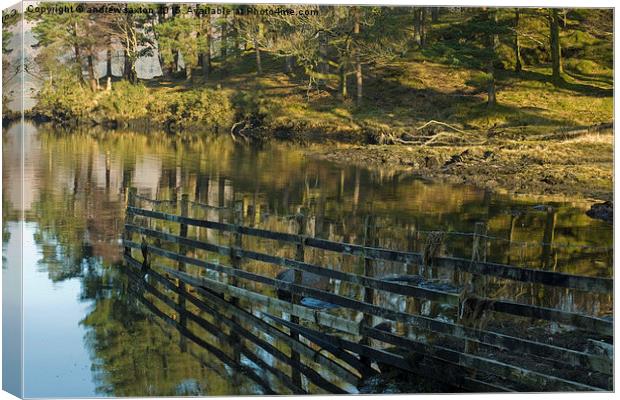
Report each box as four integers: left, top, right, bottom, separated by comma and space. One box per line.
541, 206, 556, 270
360, 212, 376, 367
229, 200, 244, 293
178, 193, 189, 352
293, 209, 307, 305
229, 199, 244, 364
461, 221, 488, 353
124, 187, 137, 257
472, 221, 488, 262
290, 208, 307, 387
470, 221, 488, 296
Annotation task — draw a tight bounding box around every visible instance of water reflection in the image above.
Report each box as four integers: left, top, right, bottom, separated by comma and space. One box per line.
2, 121, 613, 396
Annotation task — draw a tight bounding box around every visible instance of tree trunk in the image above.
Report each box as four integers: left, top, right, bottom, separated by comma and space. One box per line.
420, 8, 427, 47
73, 21, 83, 82
155, 12, 170, 79
129, 65, 137, 84
487, 67, 496, 107
318, 32, 328, 87
354, 8, 362, 106
253, 36, 262, 75
124, 50, 137, 84
431, 7, 439, 23
413, 9, 421, 45
233, 18, 240, 56
514, 9, 522, 73
285, 55, 294, 74
185, 64, 192, 81
202, 18, 212, 79
562, 9, 568, 28
87, 55, 97, 91
339, 64, 347, 100
106, 36, 113, 78
74, 43, 82, 80
550, 9, 563, 81
172, 50, 179, 73
486, 9, 497, 107
123, 49, 131, 79
220, 20, 227, 61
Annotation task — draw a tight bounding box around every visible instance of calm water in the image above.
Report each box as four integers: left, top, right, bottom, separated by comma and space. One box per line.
2, 121, 613, 396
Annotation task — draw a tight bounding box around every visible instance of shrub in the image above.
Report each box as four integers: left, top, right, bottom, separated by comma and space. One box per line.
34, 71, 92, 122
94, 81, 150, 121
148, 88, 235, 131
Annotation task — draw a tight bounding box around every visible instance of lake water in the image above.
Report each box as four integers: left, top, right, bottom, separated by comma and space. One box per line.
2, 121, 613, 396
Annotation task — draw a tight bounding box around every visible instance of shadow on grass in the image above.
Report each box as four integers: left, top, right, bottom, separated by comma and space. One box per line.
507, 69, 612, 98
311, 68, 574, 131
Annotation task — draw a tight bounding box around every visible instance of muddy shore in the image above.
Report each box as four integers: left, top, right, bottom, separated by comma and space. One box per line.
305, 130, 613, 204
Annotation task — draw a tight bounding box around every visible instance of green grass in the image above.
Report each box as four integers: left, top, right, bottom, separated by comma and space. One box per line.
159, 45, 611, 141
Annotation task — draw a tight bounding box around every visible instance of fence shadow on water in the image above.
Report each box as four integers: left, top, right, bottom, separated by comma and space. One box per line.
122, 188, 613, 393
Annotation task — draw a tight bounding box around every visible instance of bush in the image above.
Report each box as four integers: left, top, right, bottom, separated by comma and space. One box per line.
94, 81, 150, 121
149, 88, 235, 131
34, 71, 92, 122
35, 75, 235, 133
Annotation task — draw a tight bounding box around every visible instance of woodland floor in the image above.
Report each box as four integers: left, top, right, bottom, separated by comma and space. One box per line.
176, 51, 612, 202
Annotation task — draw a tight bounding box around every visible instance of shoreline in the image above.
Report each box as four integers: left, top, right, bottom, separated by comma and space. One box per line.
305, 135, 613, 203
6, 116, 612, 204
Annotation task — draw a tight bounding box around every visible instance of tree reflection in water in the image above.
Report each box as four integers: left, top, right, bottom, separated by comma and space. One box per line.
2, 121, 612, 395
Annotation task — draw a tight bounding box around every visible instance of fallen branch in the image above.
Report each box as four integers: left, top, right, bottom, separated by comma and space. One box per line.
230, 121, 245, 142
541, 122, 613, 141
415, 120, 471, 136
423, 132, 485, 146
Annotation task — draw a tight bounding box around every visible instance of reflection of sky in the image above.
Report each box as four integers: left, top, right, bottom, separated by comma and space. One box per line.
20, 222, 97, 397
2, 221, 23, 397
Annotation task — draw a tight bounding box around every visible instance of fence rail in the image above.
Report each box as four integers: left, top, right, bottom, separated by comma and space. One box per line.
127, 206, 613, 293
123, 189, 613, 393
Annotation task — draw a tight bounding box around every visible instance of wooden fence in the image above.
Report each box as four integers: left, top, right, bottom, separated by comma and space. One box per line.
123, 188, 613, 393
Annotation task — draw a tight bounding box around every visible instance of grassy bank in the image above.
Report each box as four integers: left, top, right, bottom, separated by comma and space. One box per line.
29, 49, 612, 201
310, 130, 613, 202
220, 52, 612, 201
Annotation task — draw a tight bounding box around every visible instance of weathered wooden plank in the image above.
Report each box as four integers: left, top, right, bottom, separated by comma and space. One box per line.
125, 225, 612, 335
125, 223, 228, 254
125, 236, 611, 376
123, 188, 138, 257
240, 248, 458, 305
270, 314, 604, 392
123, 242, 362, 335
125, 256, 346, 393
124, 225, 459, 305
189, 281, 370, 379
263, 313, 513, 393
126, 254, 361, 384
360, 214, 377, 365
163, 264, 361, 336
127, 207, 612, 292
471, 298, 613, 337
158, 256, 611, 378
434, 257, 612, 293
263, 242, 610, 335
362, 324, 609, 391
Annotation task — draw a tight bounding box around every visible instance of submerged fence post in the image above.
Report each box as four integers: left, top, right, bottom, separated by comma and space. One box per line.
461, 221, 488, 353
290, 208, 307, 387
230, 199, 244, 294
229, 199, 244, 364
360, 211, 376, 367
470, 221, 488, 296
541, 206, 556, 270
124, 187, 137, 257
178, 193, 189, 352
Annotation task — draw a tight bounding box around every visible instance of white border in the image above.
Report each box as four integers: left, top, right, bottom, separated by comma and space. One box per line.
0, 1, 616, 400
